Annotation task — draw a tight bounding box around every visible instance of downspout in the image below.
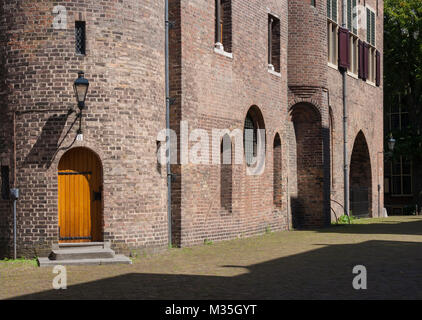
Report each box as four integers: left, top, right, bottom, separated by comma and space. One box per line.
342, 0, 350, 219
165, 0, 172, 247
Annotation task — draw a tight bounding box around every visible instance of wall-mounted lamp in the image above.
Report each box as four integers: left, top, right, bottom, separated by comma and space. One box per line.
73, 71, 89, 111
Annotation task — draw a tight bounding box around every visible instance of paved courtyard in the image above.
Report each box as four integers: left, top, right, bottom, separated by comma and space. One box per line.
1, 216, 422, 300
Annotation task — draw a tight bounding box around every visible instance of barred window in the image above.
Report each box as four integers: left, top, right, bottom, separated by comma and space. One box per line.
244, 114, 257, 166
75, 21, 86, 55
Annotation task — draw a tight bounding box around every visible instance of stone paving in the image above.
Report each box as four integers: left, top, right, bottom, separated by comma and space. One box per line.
1, 216, 422, 300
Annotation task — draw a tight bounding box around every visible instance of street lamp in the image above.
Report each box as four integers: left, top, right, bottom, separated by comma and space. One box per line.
73, 71, 89, 111
388, 135, 396, 152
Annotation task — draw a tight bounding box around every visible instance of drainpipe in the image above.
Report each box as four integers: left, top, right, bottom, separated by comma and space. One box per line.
165, 0, 172, 247
11, 111, 19, 259
342, 0, 350, 219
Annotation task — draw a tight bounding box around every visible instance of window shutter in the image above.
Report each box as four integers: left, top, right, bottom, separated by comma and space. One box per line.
376, 50, 381, 86
358, 40, 363, 78
352, 0, 357, 34
332, 0, 337, 22
363, 42, 369, 80
327, 0, 331, 19
338, 27, 350, 70
371, 11, 375, 45
366, 8, 371, 42
347, 0, 352, 30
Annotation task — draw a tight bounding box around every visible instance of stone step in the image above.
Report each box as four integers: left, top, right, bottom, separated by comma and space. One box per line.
37, 255, 132, 267
49, 247, 115, 260
54, 242, 109, 250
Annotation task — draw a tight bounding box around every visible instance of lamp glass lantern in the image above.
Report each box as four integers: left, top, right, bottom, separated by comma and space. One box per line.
388, 135, 396, 152
74, 71, 89, 111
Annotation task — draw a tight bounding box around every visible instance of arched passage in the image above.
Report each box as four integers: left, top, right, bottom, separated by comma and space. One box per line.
58, 147, 103, 242
350, 131, 372, 217
289, 103, 324, 228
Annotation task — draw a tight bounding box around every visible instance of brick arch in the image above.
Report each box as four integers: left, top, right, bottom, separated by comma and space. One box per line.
243, 105, 266, 131
52, 142, 105, 173
289, 102, 325, 228
350, 131, 372, 217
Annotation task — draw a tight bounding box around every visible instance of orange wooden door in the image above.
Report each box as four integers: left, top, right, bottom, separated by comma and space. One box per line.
58, 148, 102, 243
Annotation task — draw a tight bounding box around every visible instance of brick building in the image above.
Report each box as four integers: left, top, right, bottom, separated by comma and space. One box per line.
0, 0, 384, 258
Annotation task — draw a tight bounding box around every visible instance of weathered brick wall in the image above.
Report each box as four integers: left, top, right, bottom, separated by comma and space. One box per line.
171, 0, 289, 246
0, 0, 384, 257
288, 0, 384, 223
287, 1, 331, 227
328, 0, 384, 219
0, 0, 168, 258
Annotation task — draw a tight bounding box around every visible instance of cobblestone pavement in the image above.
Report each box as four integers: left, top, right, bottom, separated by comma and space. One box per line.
1, 216, 422, 300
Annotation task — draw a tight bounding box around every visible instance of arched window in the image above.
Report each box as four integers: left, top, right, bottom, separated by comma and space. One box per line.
243, 106, 266, 168
244, 114, 257, 166
273, 134, 282, 208
221, 134, 232, 213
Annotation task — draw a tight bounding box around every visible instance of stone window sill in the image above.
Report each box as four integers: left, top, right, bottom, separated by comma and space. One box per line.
366, 80, 376, 87
327, 62, 338, 70
214, 43, 233, 59
268, 66, 281, 77
347, 71, 359, 79
214, 44, 233, 59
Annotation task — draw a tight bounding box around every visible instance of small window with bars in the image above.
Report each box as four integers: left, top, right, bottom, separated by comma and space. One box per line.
75, 21, 86, 55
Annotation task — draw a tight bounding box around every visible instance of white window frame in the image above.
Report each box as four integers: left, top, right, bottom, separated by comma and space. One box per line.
366, 46, 376, 85
347, 33, 359, 77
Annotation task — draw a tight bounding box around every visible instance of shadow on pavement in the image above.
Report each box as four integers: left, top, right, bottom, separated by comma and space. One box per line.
318, 217, 422, 236
13, 239, 422, 300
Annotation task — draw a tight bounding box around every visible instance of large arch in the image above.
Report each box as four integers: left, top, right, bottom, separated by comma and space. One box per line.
350, 131, 372, 217
289, 102, 325, 228
58, 147, 103, 242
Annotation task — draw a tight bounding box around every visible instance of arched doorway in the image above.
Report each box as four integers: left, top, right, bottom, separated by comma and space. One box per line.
58, 147, 103, 242
289, 103, 324, 228
350, 131, 372, 217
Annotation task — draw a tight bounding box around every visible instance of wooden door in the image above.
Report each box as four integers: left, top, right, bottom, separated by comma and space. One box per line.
58, 148, 102, 242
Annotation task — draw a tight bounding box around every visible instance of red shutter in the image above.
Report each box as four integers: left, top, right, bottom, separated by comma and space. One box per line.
358, 40, 363, 79
376, 50, 381, 86
338, 27, 350, 70
363, 42, 369, 80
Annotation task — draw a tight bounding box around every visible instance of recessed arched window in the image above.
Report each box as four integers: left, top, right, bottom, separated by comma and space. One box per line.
243, 106, 266, 168
273, 133, 282, 208
220, 134, 232, 213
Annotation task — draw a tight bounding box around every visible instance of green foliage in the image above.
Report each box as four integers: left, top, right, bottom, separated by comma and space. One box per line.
336, 215, 356, 224
204, 239, 213, 246
0, 258, 38, 266
265, 226, 272, 234
384, 0, 422, 160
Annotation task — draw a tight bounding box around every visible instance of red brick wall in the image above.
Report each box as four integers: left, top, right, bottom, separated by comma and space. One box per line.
328, 0, 384, 219
0, 0, 384, 257
0, 0, 168, 257
171, 0, 289, 246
